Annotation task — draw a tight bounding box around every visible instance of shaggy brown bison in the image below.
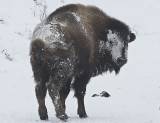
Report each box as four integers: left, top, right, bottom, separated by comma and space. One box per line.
30, 4, 136, 121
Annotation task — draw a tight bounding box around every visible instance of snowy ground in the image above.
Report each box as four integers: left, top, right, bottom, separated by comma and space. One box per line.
0, 0, 160, 123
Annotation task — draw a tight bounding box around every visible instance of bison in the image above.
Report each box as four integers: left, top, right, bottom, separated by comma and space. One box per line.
30, 4, 136, 121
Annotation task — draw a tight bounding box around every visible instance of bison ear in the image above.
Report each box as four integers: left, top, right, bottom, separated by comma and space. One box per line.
129, 32, 136, 43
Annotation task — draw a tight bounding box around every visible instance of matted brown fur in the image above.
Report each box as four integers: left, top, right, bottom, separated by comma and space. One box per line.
30, 4, 136, 121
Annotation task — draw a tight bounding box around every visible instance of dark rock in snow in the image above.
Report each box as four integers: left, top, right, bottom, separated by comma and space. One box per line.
92, 91, 110, 98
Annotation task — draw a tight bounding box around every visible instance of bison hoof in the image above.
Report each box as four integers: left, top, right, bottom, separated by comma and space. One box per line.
40, 115, 48, 120
57, 114, 68, 121
39, 107, 48, 120
79, 114, 88, 118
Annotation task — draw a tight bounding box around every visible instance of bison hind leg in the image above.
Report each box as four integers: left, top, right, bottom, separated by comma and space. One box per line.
35, 82, 48, 120
46, 78, 69, 121
60, 78, 72, 111
46, 59, 74, 121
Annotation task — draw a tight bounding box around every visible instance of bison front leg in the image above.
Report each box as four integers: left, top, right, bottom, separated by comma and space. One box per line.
46, 78, 68, 121
35, 83, 48, 120
76, 88, 87, 118
73, 74, 91, 118
60, 78, 72, 111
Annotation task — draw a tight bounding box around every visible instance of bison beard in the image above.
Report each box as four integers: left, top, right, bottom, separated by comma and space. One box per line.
30, 4, 136, 121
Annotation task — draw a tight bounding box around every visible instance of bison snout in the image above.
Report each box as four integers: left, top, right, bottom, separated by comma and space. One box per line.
117, 57, 127, 66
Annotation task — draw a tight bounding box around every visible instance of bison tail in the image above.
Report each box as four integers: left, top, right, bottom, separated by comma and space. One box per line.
30, 39, 45, 67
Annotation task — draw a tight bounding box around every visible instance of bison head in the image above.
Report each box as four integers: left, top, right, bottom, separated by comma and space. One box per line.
103, 30, 136, 73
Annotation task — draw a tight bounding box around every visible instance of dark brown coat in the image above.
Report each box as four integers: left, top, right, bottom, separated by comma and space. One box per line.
30, 4, 136, 121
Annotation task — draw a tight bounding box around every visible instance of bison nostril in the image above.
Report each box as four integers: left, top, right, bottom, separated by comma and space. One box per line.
117, 57, 127, 65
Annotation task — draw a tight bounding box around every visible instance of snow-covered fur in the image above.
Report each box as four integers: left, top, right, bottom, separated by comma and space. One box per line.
30, 4, 136, 121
